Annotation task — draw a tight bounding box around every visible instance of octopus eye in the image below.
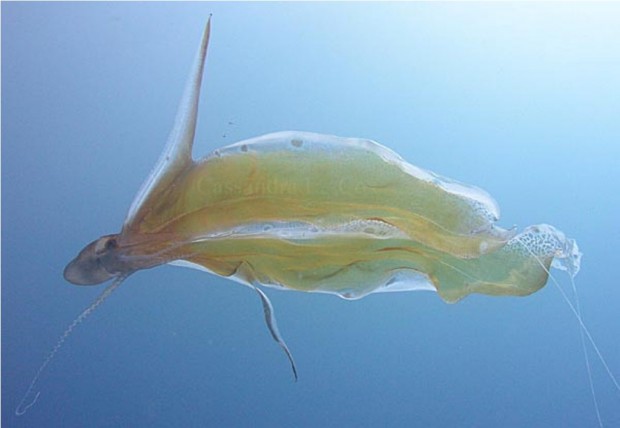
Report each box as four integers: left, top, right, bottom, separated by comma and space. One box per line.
105, 237, 117, 250
95, 236, 117, 254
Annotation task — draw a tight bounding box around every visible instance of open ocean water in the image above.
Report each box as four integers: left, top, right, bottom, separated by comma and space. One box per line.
2, 2, 620, 427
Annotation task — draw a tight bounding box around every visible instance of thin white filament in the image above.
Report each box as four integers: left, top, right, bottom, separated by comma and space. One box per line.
569, 274, 602, 427
15, 275, 126, 416
515, 237, 620, 427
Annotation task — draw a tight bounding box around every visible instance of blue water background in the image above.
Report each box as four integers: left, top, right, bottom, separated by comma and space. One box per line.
3, 3, 620, 427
